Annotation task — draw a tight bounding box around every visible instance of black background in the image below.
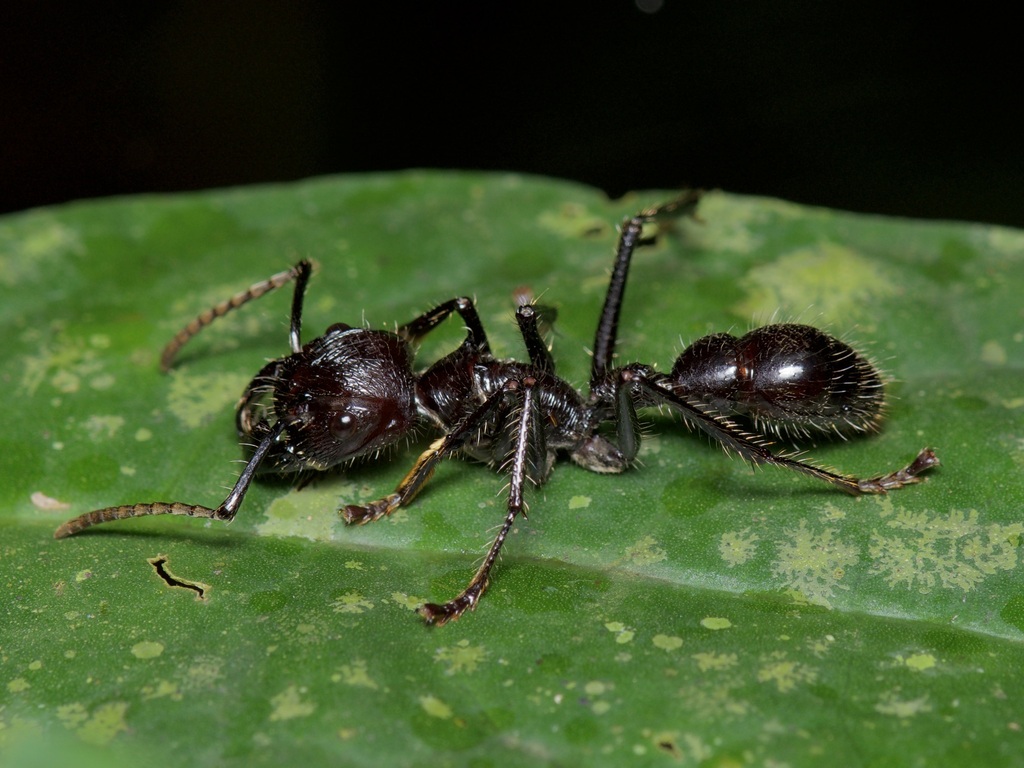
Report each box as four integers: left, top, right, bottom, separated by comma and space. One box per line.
4, 3, 1021, 225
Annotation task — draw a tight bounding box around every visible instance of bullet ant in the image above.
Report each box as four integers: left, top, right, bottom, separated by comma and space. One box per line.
56, 191, 938, 624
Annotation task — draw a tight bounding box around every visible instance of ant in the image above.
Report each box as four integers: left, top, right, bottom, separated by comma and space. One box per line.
55, 191, 938, 624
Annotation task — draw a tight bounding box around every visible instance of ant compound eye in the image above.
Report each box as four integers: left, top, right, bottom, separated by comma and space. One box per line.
331, 412, 357, 436
308, 396, 415, 464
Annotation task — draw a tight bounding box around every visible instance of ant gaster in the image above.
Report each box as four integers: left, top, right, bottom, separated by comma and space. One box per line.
55, 192, 939, 624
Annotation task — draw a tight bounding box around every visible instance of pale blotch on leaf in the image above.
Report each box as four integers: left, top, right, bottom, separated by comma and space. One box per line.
260, 485, 338, 542
680, 680, 751, 721
90, 373, 116, 390
435, 639, 487, 675
624, 535, 667, 566
980, 339, 1007, 365
652, 634, 683, 651
757, 653, 817, 693
604, 621, 635, 644
82, 414, 125, 442
76, 701, 130, 746
419, 694, 453, 719
536, 203, 610, 240
984, 226, 1024, 256
141, 679, 181, 701
0, 215, 82, 287
719, 528, 760, 567
692, 651, 738, 672
184, 657, 224, 689
700, 617, 732, 631
21, 326, 100, 397
875, 692, 932, 718
772, 519, 859, 608
868, 505, 1024, 593
56, 702, 88, 730
568, 495, 591, 510
390, 592, 425, 611
131, 640, 164, 660
7, 678, 30, 693
166, 369, 252, 429
268, 685, 316, 721
903, 653, 937, 672
334, 659, 378, 689
806, 635, 836, 658
331, 591, 374, 614
30, 491, 69, 511
690, 192, 775, 254
733, 243, 897, 326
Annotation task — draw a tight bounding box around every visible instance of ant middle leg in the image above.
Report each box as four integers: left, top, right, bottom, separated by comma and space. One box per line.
419, 377, 542, 625
397, 297, 492, 357
589, 190, 702, 390
342, 379, 530, 524
515, 304, 555, 373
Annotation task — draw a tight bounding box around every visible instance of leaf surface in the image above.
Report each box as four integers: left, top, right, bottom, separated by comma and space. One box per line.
2, 172, 1023, 766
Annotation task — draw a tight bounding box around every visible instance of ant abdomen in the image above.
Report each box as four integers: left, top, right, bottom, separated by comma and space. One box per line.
669, 324, 885, 437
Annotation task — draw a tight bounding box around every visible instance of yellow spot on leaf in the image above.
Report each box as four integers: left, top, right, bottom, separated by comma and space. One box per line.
757, 655, 817, 693
772, 519, 858, 607
980, 339, 1007, 365
876, 692, 932, 718
331, 591, 374, 614
734, 242, 897, 325
904, 653, 937, 671
700, 617, 732, 631
869, 506, 1024, 593
77, 701, 130, 746
335, 659, 378, 689
624, 535, 667, 566
141, 679, 182, 701
56, 703, 88, 730
419, 695, 453, 719
390, 592, 424, 610
167, 370, 251, 429
653, 634, 683, 651
568, 495, 591, 510
719, 528, 760, 566
269, 685, 316, 721
435, 639, 487, 674
82, 414, 125, 442
692, 652, 738, 672
131, 640, 164, 659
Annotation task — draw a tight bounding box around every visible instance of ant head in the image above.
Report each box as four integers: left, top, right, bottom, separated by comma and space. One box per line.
251, 327, 418, 473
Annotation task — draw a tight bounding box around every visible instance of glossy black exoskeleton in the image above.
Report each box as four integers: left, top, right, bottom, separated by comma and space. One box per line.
55, 192, 938, 624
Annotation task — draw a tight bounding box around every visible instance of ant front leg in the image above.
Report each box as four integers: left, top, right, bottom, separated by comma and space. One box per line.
618, 367, 938, 494
161, 260, 313, 371
54, 421, 287, 538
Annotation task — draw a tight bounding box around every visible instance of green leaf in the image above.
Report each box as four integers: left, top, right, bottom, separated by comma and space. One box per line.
3, 172, 1023, 767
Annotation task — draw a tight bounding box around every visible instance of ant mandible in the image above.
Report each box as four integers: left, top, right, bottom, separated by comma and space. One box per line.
55, 191, 939, 624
